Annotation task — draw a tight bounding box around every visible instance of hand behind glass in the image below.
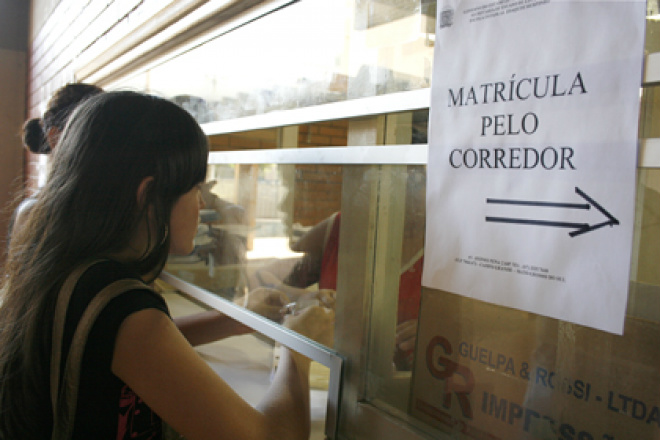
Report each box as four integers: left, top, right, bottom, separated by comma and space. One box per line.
303, 289, 335, 309
283, 306, 335, 348
240, 287, 290, 322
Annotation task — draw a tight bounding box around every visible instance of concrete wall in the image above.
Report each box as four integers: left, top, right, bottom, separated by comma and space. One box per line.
0, 0, 28, 260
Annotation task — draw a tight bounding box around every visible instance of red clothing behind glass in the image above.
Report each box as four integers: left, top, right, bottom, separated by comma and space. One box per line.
318, 213, 422, 323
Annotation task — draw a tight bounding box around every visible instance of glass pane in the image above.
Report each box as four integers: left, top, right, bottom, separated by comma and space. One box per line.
111, 0, 435, 124
162, 110, 427, 436
631, 169, 660, 288
647, 3, 660, 54
365, 165, 426, 414
209, 128, 280, 152
640, 85, 660, 139
165, 160, 342, 329
345, 111, 428, 419
207, 120, 350, 152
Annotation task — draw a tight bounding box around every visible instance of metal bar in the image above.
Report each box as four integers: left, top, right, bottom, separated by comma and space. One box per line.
208, 144, 428, 165
207, 139, 660, 168
159, 271, 344, 439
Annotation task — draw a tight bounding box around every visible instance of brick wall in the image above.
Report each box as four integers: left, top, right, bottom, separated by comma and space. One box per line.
208, 129, 279, 151
209, 120, 348, 228
294, 120, 348, 227
292, 164, 343, 227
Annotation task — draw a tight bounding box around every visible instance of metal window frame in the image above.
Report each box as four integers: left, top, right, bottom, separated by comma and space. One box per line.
207, 140, 658, 168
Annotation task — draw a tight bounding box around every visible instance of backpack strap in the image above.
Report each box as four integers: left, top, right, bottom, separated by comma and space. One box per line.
50, 260, 101, 411
50, 261, 148, 440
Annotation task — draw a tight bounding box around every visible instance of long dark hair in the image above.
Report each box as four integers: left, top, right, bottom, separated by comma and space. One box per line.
0, 91, 208, 438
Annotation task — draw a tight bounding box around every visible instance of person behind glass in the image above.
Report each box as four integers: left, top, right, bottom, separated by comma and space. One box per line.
277, 166, 426, 371
9, 83, 104, 238
0, 91, 334, 439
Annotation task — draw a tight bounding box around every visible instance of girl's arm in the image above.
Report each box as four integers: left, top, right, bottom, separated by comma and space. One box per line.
174, 288, 289, 346
112, 305, 333, 440
174, 310, 252, 346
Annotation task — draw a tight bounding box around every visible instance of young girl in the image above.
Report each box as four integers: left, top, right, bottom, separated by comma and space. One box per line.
0, 91, 333, 439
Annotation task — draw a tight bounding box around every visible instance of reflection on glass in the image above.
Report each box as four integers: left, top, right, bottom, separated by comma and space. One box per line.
635, 169, 660, 287
207, 120, 349, 152
628, 169, 660, 324
357, 165, 426, 418
640, 85, 660, 139
647, 3, 660, 54
165, 162, 342, 331
177, 162, 428, 421
208, 128, 280, 151
111, 0, 435, 124
394, 165, 426, 372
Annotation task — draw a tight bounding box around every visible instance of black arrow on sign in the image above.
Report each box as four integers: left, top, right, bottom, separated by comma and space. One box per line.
485, 187, 619, 237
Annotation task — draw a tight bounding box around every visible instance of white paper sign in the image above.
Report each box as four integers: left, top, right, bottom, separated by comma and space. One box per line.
422, 0, 646, 334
